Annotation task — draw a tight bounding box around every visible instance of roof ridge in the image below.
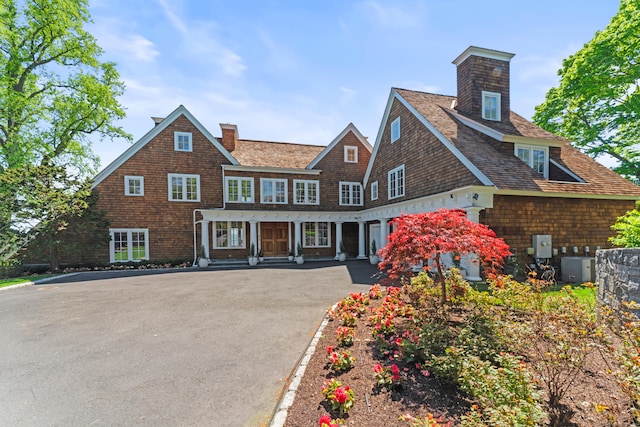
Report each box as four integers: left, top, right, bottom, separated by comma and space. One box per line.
393, 87, 456, 98
233, 138, 327, 148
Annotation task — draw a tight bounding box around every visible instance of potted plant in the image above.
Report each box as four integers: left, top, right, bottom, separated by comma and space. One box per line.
287, 250, 294, 262
248, 243, 258, 266
295, 243, 304, 265
369, 240, 379, 265
198, 245, 209, 268
338, 241, 347, 262
258, 249, 264, 263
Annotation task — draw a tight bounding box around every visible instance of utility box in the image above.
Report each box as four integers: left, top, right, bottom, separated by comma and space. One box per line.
561, 257, 595, 283
532, 235, 552, 259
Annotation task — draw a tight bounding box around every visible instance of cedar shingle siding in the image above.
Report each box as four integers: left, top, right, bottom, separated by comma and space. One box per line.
46, 46, 640, 268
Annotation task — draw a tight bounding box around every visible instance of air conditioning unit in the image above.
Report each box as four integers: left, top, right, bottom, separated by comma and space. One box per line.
561, 257, 595, 283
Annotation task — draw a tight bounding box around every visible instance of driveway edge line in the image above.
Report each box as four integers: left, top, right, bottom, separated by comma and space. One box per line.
269, 304, 337, 427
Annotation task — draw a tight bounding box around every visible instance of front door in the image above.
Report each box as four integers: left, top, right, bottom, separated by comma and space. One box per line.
260, 222, 289, 256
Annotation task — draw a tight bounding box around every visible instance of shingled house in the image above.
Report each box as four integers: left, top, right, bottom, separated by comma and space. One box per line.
86, 46, 640, 274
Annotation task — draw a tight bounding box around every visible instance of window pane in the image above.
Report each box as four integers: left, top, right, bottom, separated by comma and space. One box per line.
216, 222, 228, 247
275, 181, 285, 203
186, 177, 198, 200
228, 179, 238, 201
172, 176, 183, 200
263, 181, 273, 202
113, 232, 128, 261
341, 184, 349, 205
516, 148, 530, 164
295, 182, 305, 203
229, 221, 243, 247
353, 185, 361, 205
308, 182, 317, 203
318, 222, 328, 246
533, 149, 545, 174
131, 231, 146, 260
241, 180, 252, 202
305, 222, 316, 246
389, 172, 397, 198
397, 168, 404, 196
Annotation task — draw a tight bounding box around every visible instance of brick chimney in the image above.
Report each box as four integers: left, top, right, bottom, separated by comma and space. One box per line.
219, 123, 238, 152
452, 46, 515, 123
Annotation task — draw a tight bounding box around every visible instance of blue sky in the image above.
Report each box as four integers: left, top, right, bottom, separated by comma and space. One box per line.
88, 0, 620, 171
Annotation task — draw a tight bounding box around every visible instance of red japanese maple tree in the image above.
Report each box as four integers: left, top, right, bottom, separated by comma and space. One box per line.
378, 209, 511, 303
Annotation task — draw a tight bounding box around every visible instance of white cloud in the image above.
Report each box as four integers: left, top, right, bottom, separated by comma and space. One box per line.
156, 0, 187, 34
340, 87, 357, 105
359, 0, 426, 29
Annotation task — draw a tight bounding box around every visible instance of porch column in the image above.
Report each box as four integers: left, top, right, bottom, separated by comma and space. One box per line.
294, 221, 302, 256
463, 207, 482, 281
201, 221, 210, 259
379, 218, 389, 261
249, 221, 258, 256
335, 221, 343, 259
357, 221, 367, 259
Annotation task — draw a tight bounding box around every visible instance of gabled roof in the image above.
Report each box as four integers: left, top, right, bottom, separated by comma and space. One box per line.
228, 139, 325, 169
393, 88, 640, 197
363, 88, 493, 187
93, 105, 238, 188
307, 123, 372, 169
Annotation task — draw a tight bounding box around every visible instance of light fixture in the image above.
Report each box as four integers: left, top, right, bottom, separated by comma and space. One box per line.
472, 193, 479, 200
584, 246, 590, 253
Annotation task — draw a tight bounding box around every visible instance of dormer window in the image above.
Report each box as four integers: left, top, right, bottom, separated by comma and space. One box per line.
515, 144, 548, 178
482, 91, 501, 121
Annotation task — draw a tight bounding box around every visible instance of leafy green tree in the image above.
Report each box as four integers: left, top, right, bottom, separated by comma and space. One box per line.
532, 0, 640, 180
610, 201, 640, 248
0, 0, 131, 264
0, 0, 131, 172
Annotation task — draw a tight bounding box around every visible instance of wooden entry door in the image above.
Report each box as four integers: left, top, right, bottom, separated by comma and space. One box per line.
260, 222, 289, 256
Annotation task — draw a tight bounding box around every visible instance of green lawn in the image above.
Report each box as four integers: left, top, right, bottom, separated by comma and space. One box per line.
0, 275, 54, 289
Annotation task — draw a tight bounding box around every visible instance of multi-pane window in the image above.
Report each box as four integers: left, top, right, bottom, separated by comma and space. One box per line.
226, 177, 253, 203
110, 229, 148, 262
515, 145, 548, 177
174, 132, 192, 152
214, 221, 245, 248
168, 173, 200, 201
340, 182, 363, 206
344, 146, 358, 163
124, 176, 144, 196
261, 178, 287, 204
294, 180, 319, 205
482, 91, 501, 121
304, 222, 330, 247
388, 165, 405, 199
371, 181, 378, 201
391, 117, 400, 142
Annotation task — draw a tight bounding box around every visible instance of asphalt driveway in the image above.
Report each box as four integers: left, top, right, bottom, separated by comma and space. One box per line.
0, 261, 379, 426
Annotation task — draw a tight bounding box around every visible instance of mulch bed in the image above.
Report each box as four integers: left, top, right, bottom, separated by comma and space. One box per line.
283, 287, 633, 427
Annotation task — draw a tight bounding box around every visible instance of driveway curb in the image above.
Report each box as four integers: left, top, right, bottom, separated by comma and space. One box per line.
269, 304, 336, 427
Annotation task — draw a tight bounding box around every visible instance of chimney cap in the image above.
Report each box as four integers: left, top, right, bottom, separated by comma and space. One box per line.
220, 123, 238, 133
151, 117, 164, 125
452, 46, 515, 66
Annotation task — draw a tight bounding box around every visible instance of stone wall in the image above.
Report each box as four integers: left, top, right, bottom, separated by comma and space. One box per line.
596, 248, 640, 309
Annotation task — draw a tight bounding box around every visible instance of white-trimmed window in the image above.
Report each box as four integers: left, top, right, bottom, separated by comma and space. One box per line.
110, 228, 148, 262
391, 117, 401, 142
371, 181, 378, 201
482, 91, 501, 121
260, 178, 287, 204
174, 132, 192, 152
225, 177, 253, 203
304, 222, 330, 247
515, 144, 548, 177
124, 176, 144, 196
340, 182, 363, 206
388, 165, 405, 199
214, 221, 246, 249
168, 173, 200, 202
344, 146, 358, 163
294, 179, 319, 205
